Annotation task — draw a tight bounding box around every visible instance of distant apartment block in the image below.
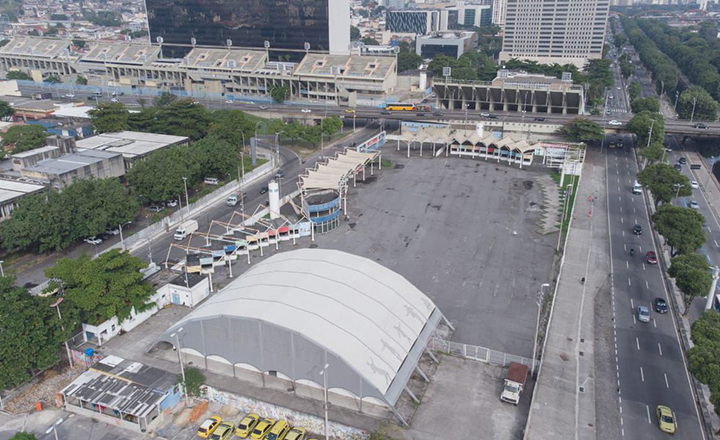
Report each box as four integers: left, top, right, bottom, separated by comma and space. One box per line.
499, 0, 610, 68
387, 10, 440, 35
416, 31, 478, 59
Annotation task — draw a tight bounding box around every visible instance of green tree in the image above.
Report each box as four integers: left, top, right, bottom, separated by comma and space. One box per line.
1, 125, 47, 153
152, 92, 177, 108
46, 250, 156, 325
269, 85, 289, 104
350, 25, 361, 41
6, 71, 32, 81
322, 116, 342, 137
179, 366, 206, 397
557, 118, 604, 142
301, 125, 322, 147
88, 102, 129, 133
630, 97, 660, 114
677, 86, 719, 121
669, 254, 712, 311
207, 110, 256, 147
75, 76, 88, 85
629, 81, 641, 101
614, 34, 627, 49
9, 433, 38, 440
397, 50, 422, 73
50, 13, 68, 20
45, 74, 61, 84
626, 111, 664, 147
72, 39, 86, 49
154, 100, 211, 140
638, 163, 691, 208
0, 100, 13, 120
639, 142, 665, 164
651, 203, 705, 256
689, 311, 720, 416
362, 37, 380, 46
281, 121, 305, 142
0, 277, 74, 390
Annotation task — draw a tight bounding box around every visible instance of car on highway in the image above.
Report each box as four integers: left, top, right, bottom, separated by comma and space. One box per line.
235, 413, 260, 438
433, 111, 443, 116
62, 93, 75, 99
487, 114, 499, 119
534, 117, 547, 122
480, 112, 490, 117
694, 123, 709, 129
285, 427, 307, 440
645, 250, 657, 264
210, 422, 235, 440
633, 224, 643, 235
690, 200, 699, 209
301, 108, 312, 113
381, 110, 390, 115
197, 416, 222, 438
637, 305, 651, 323
654, 297, 668, 314
656, 405, 676, 434
691, 180, 699, 189
147, 205, 164, 213
225, 99, 234, 104
345, 108, 355, 113
250, 418, 276, 440
260, 106, 269, 110
678, 157, 687, 165
608, 120, 623, 126
259, 186, 268, 194
674, 164, 682, 172
104, 227, 120, 236
84, 236, 103, 245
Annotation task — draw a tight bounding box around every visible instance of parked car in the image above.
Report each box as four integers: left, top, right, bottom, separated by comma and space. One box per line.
674, 164, 682, 172
645, 251, 657, 264
633, 224, 643, 235
265, 420, 290, 440
84, 236, 103, 245
608, 120, 623, 126
166, 199, 178, 207
690, 200, 700, 209
210, 422, 235, 440
249, 418, 276, 440
224, 99, 234, 104
147, 205, 164, 213
637, 305, 651, 323
691, 180, 699, 189
104, 227, 120, 236
204, 177, 220, 185
235, 413, 260, 438
111, 98, 119, 103
678, 157, 687, 164
301, 108, 312, 113
656, 405, 676, 434
197, 416, 222, 439
654, 297, 668, 314
285, 427, 307, 440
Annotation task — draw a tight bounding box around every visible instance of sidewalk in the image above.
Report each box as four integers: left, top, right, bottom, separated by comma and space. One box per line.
525, 148, 610, 440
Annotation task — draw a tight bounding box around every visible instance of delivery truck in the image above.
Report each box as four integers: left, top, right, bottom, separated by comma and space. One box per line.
500, 362, 529, 405
173, 220, 198, 241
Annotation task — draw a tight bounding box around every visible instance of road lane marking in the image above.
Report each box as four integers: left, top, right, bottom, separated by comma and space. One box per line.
620, 206, 623, 213
626, 261, 629, 269
643, 263, 646, 271
665, 373, 669, 388
619, 196, 622, 202
658, 343, 663, 356
715, 240, 719, 247
628, 278, 631, 286
631, 298, 634, 308
633, 207, 636, 213
621, 217, 624, 224
707, 226, 712, 233
646, 405, 651, 423
636, 337, 640, 350
653, 318, 657, 328
646, 280, 649, 289
622, 231, 625, 237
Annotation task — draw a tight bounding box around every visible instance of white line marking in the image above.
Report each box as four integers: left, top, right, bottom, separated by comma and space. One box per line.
646, 405, 651, 423
640, 367, 645, 382
626, 261, 629, 269
665, 373, 669, 388
708, 226, 712, 233
633, 315, 637, 324
715, 240, 719, 247
621, 217, 624, 224
653, 318, 657, 328
628, 278, 631, 286
636, 337, 640, 350
631, 298, 634, 308
658, 343, 663, 356
646, 280, 649, 289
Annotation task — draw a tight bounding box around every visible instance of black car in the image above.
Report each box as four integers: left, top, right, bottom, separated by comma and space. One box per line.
678, 157, 687, 165
433, 111, 443, 117
416, 112, 425, 116
674, 164, 682, 172
695, 123, 709, 129
534, 117, 547, 122
381, 110, 391, 115
654, 297, 668, 314
633, 224, 643, 235
259, 186, 268, 194
487, 114, 499, 119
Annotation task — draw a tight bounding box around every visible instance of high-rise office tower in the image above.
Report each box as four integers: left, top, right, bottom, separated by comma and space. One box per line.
146, 0, 350, 55
492, 0, 507, 27
499, 0, 610, 68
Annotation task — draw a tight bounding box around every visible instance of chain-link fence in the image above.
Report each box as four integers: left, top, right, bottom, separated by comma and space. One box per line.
429, 337, 532, 368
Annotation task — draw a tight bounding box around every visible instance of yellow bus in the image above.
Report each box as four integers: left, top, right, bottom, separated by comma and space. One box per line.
385, 103, 416, 111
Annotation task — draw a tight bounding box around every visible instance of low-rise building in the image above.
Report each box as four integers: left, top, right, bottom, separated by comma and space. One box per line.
76, 131, 189, 170
0, 178, 45, 220
21, 149, 125, 189
60, 356, 182, 433
416, 31, 478, 59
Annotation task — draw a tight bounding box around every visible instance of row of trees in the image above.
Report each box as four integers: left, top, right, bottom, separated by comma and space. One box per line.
689, 312, 720, 415
0, 249, 156, 390
0, 178, 137, 253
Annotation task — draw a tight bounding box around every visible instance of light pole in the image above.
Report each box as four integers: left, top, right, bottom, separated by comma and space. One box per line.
674, 90, 680, 113
674, 183, 685, 204
0, 260, 4, 277
255, 121, 263, 140
50, 297, 74, 369
705, 156, 715, 188
119, 223, 125, 251
531, 283, 551, 375
690, 97, 698, 123
646, 118, 655, 149
274, 131, 284, 169
170, 327, 190, 406
182, 177, 189, 206
319, 363, 330, 440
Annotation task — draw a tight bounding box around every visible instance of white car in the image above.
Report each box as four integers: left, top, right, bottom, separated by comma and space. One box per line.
104, 227, 120, 236
111, 98, 119, 103
608, 120, 623, 126
301, 108, 312, 113
691, 180, 699, 189
480, 112, 490, 117
84, 236, 103, 245
62, 93, 75, 99
690, 201, 700, 209
166, 199, 178, 207
224, 99, 234, 104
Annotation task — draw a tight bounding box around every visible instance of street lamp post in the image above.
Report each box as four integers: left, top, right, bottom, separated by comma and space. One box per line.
170, 327, 190, 406
705, 156, 715, 188
674, 90, 680, 113
319, 363, 330, 440
691, 97, 697, 123
182, 177, 189, 206
0, 260, 4, 277
50, 297, 74, 369
674, 183, 685, 204
646, 118, 655, 149
531, 283, 551, 375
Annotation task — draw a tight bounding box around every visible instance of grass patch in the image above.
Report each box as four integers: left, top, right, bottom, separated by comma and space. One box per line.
558, 174, 580, 248
382, 159, 393, 168
550, 170, 561, 185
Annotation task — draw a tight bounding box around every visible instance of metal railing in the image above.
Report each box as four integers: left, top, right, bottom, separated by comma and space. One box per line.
429, 337, 532, 368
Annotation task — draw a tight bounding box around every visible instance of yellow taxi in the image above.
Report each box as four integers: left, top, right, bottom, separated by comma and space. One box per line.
265, 420, 290, 440
344, 108, 356, 114
197, 416, 222, 438
235, 413, 260, 438
656, 405, 677, 434
285, 427, 307, 440
249, 418, 276, 440
210, 422, 235, 440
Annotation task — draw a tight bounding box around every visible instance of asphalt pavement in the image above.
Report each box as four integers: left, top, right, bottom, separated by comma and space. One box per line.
604, 134, 704, 439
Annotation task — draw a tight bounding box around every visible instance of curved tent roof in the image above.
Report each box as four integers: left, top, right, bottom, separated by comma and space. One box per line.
157, 249, 444, 408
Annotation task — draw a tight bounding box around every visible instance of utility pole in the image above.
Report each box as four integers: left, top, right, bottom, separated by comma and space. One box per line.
646, 118, 655, 149
691, 97, 697, 123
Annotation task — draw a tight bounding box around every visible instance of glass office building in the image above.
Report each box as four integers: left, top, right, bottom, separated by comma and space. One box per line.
146, 0, 349, 55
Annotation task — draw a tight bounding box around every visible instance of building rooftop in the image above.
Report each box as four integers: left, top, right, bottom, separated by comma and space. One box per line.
10, 145, 59, 159
61, 356, 177, 419
24, 149, 120, 175
420, 31, 476, 40
0, 37, 72, 59
295, 53, 395, 79
81, 42, 161, 66
75, 131, 188, 160
183, 47, 268, 72
0, 178, 45, 204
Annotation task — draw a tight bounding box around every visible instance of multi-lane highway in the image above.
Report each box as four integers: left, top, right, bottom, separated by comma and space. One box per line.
604, 133, 705, 439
